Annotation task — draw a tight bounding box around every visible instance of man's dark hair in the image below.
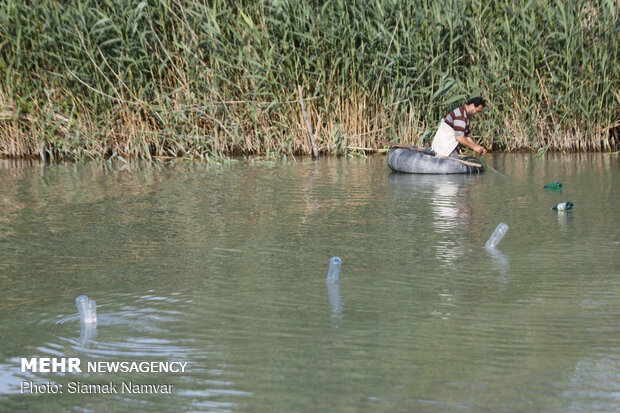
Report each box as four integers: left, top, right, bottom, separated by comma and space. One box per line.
466, 97, 486, 107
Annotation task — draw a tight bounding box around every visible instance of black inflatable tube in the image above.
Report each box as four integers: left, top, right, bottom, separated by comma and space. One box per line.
387, 148, 484, 174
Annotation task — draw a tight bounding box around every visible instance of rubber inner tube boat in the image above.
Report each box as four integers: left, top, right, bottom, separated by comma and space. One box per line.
387, 147, 484, 174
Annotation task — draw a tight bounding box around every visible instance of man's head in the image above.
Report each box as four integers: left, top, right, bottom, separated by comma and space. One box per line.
465, 97, 486, 116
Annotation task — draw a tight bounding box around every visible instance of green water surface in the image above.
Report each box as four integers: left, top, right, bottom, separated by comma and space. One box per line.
0, 153, 618, 412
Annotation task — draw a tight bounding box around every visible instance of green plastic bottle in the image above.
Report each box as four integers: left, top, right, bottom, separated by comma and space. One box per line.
544, 182, 562, 189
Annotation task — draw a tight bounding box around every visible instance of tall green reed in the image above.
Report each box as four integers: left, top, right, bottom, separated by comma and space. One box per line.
0, 0, 617, 160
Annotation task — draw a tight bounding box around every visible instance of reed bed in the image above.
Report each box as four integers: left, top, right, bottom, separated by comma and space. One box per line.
0, 0, 617, 160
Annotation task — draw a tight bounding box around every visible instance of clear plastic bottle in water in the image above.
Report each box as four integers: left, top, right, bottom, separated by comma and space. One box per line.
485, 222, 509, 249
552, 201, 574, 211
326, 257, 342, 283
75, 295, 97, 324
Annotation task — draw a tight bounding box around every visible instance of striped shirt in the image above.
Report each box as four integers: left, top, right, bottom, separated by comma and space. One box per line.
443, 105, 470, 138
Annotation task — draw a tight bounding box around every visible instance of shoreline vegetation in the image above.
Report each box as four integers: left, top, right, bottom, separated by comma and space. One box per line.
1, 0, 618, 161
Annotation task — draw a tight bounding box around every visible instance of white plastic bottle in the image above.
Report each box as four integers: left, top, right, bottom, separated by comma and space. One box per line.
75, 295, 97, 324
552, 201, 574, 211
485, 223, 509, 249
326, 257, 342, 283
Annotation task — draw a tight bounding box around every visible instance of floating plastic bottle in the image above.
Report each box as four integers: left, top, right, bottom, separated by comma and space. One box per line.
543, 182, 562, 189
327, 282, 343, 319
552, 201, 574, 211
75, 295, 97, 324
326, 256, 342, 283
485, 222, 509, 249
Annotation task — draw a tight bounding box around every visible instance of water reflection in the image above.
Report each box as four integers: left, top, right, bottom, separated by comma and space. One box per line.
326, 282, 343, 320
484, 246, 511, 278
388, 173, 478, 268
556, 210, 574, 232
78, 322, 98, 348
566, 356, 620, 412
302, 162, 320, 224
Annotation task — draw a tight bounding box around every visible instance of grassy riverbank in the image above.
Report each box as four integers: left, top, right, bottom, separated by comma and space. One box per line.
1, 0, 618, 160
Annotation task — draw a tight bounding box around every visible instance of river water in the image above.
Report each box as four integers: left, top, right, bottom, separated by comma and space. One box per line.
0, 153, 618, 412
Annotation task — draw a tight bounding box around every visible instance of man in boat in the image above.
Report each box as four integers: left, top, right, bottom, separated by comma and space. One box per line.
431, 97, 488, 158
